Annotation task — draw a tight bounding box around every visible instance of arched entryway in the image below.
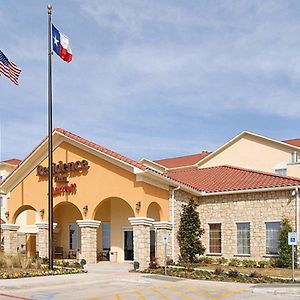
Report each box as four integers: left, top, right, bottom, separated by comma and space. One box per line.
93, 197, 135, 262
12, 205, 39, 257
53, 202, 83, 259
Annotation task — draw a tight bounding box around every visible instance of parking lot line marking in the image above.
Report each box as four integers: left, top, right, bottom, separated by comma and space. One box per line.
150, 287, 172, 300
211, 288, 246, 300
162, 286, 195, 300
135, 290, 147, 300
179, 285, 214, 299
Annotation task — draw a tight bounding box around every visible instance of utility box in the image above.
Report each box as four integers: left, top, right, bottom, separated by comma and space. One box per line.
110, 251, 118, 262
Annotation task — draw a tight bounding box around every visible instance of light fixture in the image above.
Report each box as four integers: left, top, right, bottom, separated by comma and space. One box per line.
83, 205, 88, 217
4, 211, 9, 219
40, 209, 45, 219
136, 201, 141, 211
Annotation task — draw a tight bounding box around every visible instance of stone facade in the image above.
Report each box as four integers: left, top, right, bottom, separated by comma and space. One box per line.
171, 189, 296, 261
153, 222, 172, 266
129, 217, 153, 270
2, 224, 20, 255
76, 220, 101, 264
36, 222, 57, 258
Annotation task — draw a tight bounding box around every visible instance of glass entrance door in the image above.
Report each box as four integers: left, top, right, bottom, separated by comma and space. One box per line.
124, 230, 133, 261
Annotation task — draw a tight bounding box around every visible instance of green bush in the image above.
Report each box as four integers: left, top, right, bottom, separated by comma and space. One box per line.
216, 257, 228, 265
177, 199, 205, 263
242, 259, 257, 268
276, 217, 298, 268
258, 260, 270, 268
228, 258, 241, 267
228, 269, 240, 277
196, 256, 214, 265
214, 267, 224, 275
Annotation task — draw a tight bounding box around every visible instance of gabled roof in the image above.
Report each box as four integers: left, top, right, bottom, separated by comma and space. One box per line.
166, 165, 300, 193
154, 151, 210, 169
197, 131, 300, 167
54, 128, 147, 171
0, 128, 147, 193
0, 159, 21, 166
283, 138, 300, 148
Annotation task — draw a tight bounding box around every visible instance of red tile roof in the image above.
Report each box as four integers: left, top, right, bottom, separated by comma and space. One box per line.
54, 128, 147, 171
283, 138, 300, 148
154, 151, 210, 169
166, 165, 300, 193
1, 159, 21, 166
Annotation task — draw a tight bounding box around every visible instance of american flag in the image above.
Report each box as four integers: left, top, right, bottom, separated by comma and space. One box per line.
0, 50, 21, 85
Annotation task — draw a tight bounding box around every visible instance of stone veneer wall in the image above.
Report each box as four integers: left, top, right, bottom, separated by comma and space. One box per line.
171, 189, 296, 261
132, 224, 151, 269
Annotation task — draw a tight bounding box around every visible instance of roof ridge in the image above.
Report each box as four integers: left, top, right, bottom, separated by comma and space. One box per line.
222, 165, 300, 182
155, 151, 210, 162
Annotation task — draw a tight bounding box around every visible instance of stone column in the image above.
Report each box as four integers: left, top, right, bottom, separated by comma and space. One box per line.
35, 222, 57, 258
153, 221, 172, 266
76, 220, 101, 264
2, 224, 20, 255
128, 217, 154, 270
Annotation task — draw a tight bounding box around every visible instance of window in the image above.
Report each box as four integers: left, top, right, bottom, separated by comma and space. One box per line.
209, 223, 221, 253
266, 222, 280, 255
150, 230, 156, 259
0, 197, 3, 208
237, 223, 250, 255
0, 175, 2, 183
102, 223, 110, 250
69, 224, 78, 250
275, 168, 287, 175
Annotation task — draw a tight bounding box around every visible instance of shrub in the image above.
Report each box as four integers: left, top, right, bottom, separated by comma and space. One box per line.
177, 199, 205, 263
228, 258, 241, 267
216, 257, 228, 265
249, 271, 262, 278
228, 269, 240, 277
242, 259, 257, 268
149, 257, 159, 269
196, 256, 214, 265
276, 217, 298, 268
214, 267, 224, 275
258, 260, 270, 268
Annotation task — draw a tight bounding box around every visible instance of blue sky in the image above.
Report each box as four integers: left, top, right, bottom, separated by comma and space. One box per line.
1, 1, 300, 162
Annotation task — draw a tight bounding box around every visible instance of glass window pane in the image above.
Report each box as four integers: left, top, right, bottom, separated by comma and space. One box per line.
237, 223, 250, 254
266, 222, 280, 254
69, 224, 78, 250
102, 223, 110, 250
209, 223, 221, 253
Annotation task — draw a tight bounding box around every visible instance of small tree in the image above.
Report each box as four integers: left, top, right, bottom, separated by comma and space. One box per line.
177, 199, 205, 262
276, 217, 298, 268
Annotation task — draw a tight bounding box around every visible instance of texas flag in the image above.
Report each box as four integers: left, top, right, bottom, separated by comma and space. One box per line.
52, 24, 72, 63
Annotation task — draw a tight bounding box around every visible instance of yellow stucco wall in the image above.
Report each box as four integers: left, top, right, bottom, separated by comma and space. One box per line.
7, 140, 169, 262
200, 135, 299, 175
8, 141, 169, 223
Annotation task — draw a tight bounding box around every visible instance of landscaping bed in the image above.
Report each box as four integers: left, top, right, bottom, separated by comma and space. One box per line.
0, 254, 86, 279
142, 266, 296, 284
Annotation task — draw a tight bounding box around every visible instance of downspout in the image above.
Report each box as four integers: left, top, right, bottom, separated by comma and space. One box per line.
171, 185, 180, 262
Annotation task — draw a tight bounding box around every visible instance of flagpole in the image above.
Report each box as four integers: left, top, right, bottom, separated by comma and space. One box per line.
47, 3, 54, 271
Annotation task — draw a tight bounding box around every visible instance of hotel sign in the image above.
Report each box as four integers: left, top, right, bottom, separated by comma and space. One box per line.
36, 160, 89, 196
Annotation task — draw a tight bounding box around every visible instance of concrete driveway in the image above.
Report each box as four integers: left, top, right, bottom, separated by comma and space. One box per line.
0, 262, 300, 300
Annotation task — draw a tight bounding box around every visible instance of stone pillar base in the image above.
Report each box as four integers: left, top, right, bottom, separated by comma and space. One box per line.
77, 220, 101, 264
153, 222, 172, 266
2, 224, 20, 255
35, 222, 57, 258
129, 217, 154, 270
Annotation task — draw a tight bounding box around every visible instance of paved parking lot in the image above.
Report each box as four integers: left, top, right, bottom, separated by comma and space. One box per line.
0, 263, 300, 299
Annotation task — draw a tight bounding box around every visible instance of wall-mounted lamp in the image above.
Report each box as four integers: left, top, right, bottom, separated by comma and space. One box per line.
4, 211, 9, 219
136, 201, 141, 211
83, 205, 88, 217
40, 209, 45, 219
